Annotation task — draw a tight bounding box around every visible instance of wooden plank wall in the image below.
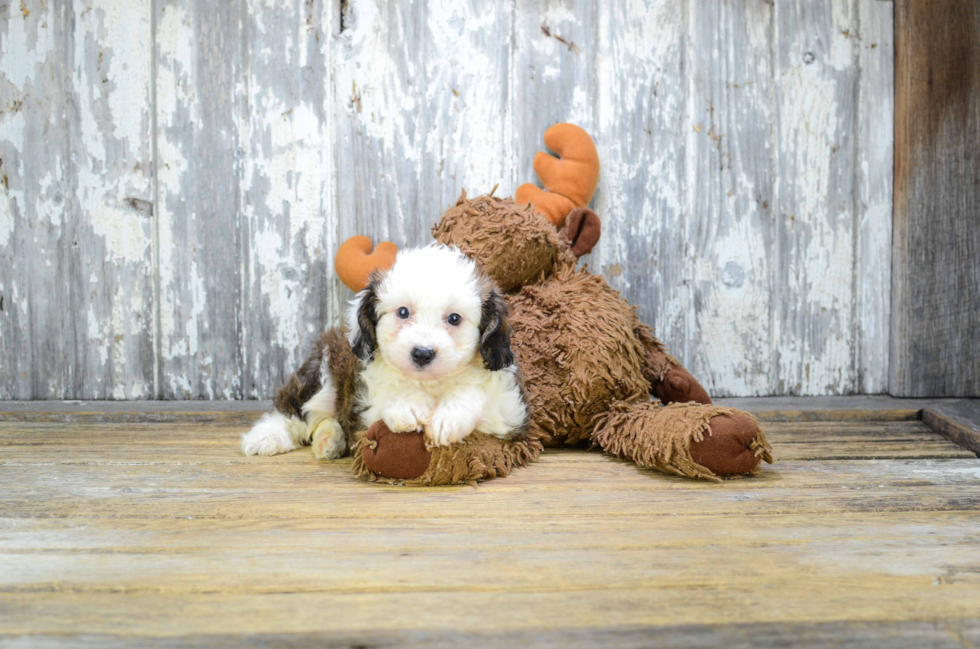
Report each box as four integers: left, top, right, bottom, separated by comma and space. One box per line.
892, 0, 980, 397
0, 0, 895, 399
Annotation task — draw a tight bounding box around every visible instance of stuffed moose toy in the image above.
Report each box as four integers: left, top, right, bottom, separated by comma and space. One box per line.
266, 124, 773, 485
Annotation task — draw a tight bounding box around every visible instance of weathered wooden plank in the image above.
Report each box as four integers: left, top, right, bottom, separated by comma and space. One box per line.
3, 452, 977, 492
772, 0, 859, 395
891, 0, 980, 397
69, 0, 156, 399
3, 510, 975, 552
2, 587, 979, 639
592, 0, 689, 375
3, 0, 900, 401
923, 403, 980, 455
854, 0, 893, 394
0, 3, 74, 398
685, 0, 774, 397
421, 0, 513, 216
0, 419, 952, 444
512, 0, 597, 188
1, 408, 978, 643
4, 530, 980, 594
154, 1, 245, 398
5, 620, 979, 649
239, 0, 338, 398
3, 458, 980, 519
332, 0, 426, 255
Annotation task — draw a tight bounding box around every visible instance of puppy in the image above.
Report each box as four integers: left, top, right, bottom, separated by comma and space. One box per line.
241, 244, 528, 459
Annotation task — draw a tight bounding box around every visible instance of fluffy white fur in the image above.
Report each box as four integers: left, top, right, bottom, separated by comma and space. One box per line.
351, 245, 525, 445
240, 411, 309, 456
242, 244, 526, 458
240, 344, 346, 460
360, 354, 525, 445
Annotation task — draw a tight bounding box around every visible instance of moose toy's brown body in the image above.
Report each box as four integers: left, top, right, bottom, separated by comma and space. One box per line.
336, 124, 772, 486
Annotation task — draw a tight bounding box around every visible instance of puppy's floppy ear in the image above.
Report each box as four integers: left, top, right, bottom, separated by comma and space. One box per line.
349, 278, 381, 362
479, 289, 513, 371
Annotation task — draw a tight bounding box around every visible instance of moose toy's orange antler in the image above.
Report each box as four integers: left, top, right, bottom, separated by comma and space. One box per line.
515, 123, 600, 228
335, 236, 398, 292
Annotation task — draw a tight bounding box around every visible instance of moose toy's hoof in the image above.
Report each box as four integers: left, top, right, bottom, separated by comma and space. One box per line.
359, 421, 431, 480
690, 412, 771, 476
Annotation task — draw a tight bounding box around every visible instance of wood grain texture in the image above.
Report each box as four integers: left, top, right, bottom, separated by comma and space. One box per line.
685, 0, 774, 395
154, 0, 246, 399
0, 2, 73, 399
513, 0, 597, 187
1, 0, 898, 399
593, 0, 688, 369
70, 1, 157, 400
923, 402, 980, 455
892, 0, 980, 397
0, 2, 157, 399
421, 0, 514, 220
5, 621, 978, 649
773, 0, 859, 395
332, 0, 426, 251
855, 0, 893, 395
1, 409, 979, 645
240, 0, 338, 398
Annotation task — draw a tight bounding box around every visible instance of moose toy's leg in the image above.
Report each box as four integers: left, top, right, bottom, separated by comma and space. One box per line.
592, 400, 773, 480
353, 421, 543, 486
634, 323, 712, 406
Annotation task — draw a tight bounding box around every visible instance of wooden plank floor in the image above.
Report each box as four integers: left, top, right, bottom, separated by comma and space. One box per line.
2, 405, 980, 647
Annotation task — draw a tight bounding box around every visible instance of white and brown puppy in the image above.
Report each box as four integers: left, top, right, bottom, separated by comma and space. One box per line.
241, 244, 528, 459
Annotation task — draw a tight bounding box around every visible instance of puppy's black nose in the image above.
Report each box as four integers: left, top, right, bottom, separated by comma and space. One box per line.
411, 347, 436, 367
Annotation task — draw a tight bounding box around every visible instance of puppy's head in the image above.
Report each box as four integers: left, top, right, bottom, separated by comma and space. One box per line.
346, 244, 513, 380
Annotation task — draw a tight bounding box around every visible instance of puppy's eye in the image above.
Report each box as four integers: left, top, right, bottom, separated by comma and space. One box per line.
396, 307, 410, 319
447, 313, 461, 326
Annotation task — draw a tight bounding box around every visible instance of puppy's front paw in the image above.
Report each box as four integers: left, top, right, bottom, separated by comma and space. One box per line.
311, 419, 346, 459
382, 401, 430, 433
426, 406, 477, 447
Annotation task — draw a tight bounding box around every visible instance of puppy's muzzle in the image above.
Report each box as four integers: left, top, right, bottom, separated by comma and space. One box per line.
411, 347, 436, 368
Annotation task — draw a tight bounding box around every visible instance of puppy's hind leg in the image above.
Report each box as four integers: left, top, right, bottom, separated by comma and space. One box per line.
300, 342, 349, 460
241, 411, 310, 456
242, 331, 341, 458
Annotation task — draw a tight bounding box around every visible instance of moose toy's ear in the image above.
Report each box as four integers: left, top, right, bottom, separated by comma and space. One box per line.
335, 236, 398, 292
479, 290, 514, 371
561, 207, 601, 257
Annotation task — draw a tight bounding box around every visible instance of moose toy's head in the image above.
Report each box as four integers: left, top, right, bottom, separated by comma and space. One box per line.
334, 122, 601, 295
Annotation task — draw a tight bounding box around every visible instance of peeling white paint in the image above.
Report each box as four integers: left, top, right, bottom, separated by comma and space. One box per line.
1, 0, 895, 399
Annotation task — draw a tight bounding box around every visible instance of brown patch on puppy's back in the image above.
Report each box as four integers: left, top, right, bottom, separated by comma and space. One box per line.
273, 336, 329, 421
273, 327, 365, 454
325, 327, 365, 447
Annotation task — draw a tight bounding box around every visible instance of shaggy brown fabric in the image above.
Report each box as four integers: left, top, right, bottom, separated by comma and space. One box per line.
633, 324, 711, 405
339, 153, 772, 485
507, 266, 650, 446
514, 186, 577, 229
353, 425, 542, 487
432, 191, 576, 293
591, 399, 772, 481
